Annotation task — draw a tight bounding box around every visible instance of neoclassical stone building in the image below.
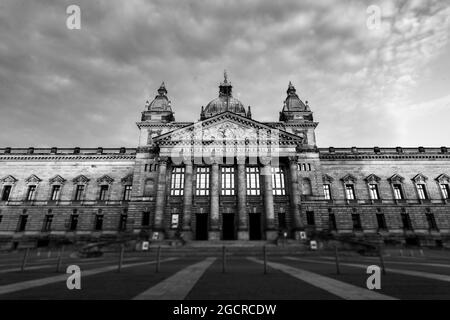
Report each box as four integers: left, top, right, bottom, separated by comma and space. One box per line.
1, 73, 450, 249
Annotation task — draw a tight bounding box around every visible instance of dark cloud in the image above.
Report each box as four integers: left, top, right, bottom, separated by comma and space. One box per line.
0, 0, 449, 148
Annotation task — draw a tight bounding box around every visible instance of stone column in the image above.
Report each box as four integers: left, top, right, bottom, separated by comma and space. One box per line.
209, 161, 220, 240
153, 157, 168, 239
237, 159, 248, 240
289, 157, 303, 231
182, 160, 193, 240
262, 162, 276, 240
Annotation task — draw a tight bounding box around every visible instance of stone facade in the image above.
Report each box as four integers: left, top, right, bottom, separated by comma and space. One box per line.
0, 76, 449, 249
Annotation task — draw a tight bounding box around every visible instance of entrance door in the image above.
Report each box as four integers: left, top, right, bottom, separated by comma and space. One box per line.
249, 213, 262, 240
196, 214, 208, 240
222, 213, 235, 240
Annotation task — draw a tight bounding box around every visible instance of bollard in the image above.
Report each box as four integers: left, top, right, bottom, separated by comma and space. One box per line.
379, 246, 386, 275
37, 249, 41, 257
155, 246, 161, 273
55, 246, 64, 273
334, 246, 340, 275
117, 244, 124, 273
419, 249, 424, 257
409, 250, 414, 257
21, 248, 30, 272
399, 249, 403, 257
47, 250, 51, 258
222, 246, 226, 274
263, 245, 267, 275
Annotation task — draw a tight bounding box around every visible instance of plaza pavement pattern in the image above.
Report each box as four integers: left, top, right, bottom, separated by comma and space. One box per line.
0, 250, 450, 300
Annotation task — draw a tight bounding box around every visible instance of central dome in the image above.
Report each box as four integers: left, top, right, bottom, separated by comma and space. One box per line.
201, 71, 248, 119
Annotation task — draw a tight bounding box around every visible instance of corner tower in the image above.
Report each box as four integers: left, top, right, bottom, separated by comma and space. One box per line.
279, 82, 318, 148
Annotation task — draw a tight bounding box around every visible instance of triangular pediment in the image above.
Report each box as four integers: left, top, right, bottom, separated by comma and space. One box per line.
49, 175, 66, 184
365, 174, 381, 183
341, 174, 357, 183
97, 175, 114, 185
412, 173, 428, 183
1, 175, 17, 184
73, 174, 90, 184
153, 112, 303, 146
436, 173, 450, 184
25, 174, 41, 184
388, 174, 404, 183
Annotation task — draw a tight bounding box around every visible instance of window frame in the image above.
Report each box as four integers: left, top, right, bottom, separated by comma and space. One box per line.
271, 167, 286, 196
1, 185, 12, 201
195, 167, 210, 196
323, 184, 331, 200
416, 183, 428, 200
26, 185, 37, 201
170, 167, 185, 196
221, 166, 235, 196
345, 184, 356, 200
246, 167, 261, 196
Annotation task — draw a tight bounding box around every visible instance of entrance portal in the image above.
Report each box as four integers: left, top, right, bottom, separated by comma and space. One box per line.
222, 213, 235, 240
249, 212, 262, 240
196, 214, 208, 240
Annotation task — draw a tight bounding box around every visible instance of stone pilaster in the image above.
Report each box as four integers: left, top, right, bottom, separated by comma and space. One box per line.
209, 160, 220, 240
237, 159, 248, 240
289, 157, 303, 231
153, 157, 168, 239
182, 160, 193, 240
262, 162, 277, 240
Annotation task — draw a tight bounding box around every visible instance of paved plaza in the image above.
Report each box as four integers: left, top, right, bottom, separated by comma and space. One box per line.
0, 248, 450, 300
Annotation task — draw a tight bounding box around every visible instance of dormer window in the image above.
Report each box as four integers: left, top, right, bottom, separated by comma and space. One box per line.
435, 174, 450, 200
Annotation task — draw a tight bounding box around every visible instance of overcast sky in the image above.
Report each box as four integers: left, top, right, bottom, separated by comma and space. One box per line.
0, 0, 449, 148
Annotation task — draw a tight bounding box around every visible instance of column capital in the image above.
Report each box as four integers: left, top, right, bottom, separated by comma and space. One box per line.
288, 156, 298, 164
236, 156, 246, 165
158, 156, 170, 165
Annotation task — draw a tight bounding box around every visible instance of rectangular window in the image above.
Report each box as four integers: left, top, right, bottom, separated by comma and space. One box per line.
369, 184, 379, 200
50, 185, 61, 201
401, 213, 413, 230
69, 215, 78, 231
323, 184, 331, 200
417, 184, 428, 200
196, 167, 210, 196
99, 185, 109, 201
426, 213, 438, 230
306, 211, 315, 225
142, 211, 150, 226
94, 215, 104, 231
221, 167, 235, 196
171, 214, 179, 229
440, 184, 450, 199
74, 185, 85, 201
170, 167, 185, 196
123, 185, 132, 201
1, 185, 11, 201
376, 213, 387, 230
345, 184, 355, 200
42, 215, 53, 232
393, 184, 404, 200
119, 214, 127, 231
272, 167, 286, 196
17, 215, 28, 232
352, 213, 362, 230
329, 213, 337, 230
26, 185, 36, 201
246, 167, 260, 196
